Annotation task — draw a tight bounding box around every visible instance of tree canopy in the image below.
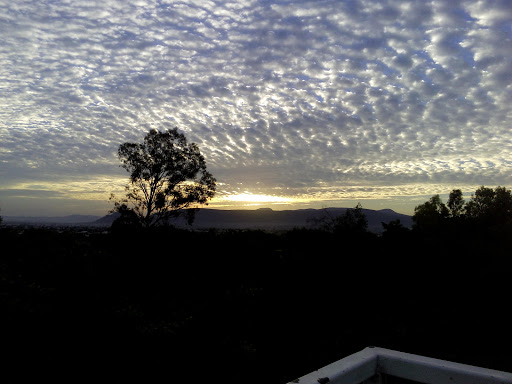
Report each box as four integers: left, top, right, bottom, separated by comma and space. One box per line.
447, 189, 464, 218
413, 186, 512, 232
465, 186, 512, 227
412, 194, 449, 231
314, 203, 369, 236
111, 128, 216, 228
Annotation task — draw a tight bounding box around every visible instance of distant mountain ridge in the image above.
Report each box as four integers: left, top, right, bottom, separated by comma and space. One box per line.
96, 207, 412, 233
3, 208, 412, 233
4, 214, 101, 225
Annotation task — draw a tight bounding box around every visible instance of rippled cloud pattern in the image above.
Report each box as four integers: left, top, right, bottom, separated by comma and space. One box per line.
1, 0, 511, 214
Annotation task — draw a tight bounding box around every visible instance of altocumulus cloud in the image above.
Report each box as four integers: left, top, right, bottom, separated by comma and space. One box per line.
0, 0, 511, 215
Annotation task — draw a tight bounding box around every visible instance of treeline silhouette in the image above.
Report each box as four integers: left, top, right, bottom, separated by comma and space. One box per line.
1, 188, 511, 384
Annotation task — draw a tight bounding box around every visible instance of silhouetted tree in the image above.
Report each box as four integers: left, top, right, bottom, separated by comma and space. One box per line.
381, 219, 410, 239
111, 203, 142, 232
465, 186, 512, 228
315, 203, 368, 235
111, 128, 216, 227
412, 194, 449, 231
447, 189, 465, 218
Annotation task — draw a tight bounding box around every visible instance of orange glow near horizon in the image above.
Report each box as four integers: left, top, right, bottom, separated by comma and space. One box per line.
220, 193, 294, 204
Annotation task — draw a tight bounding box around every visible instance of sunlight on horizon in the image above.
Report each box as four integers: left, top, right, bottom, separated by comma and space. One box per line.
220, 193, 294, 204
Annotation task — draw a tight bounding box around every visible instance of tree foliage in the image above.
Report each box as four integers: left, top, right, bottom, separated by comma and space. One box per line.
111, 128, 216, 227
412, 194, 449, 231
315, 203, 368, 235
465, 186, 512, 227
381, 219, 410, 239
413, 186, 512, 232
447, 189, 464, 218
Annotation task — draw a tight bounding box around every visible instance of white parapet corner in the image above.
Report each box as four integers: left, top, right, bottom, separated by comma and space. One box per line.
288, 346, 512, 384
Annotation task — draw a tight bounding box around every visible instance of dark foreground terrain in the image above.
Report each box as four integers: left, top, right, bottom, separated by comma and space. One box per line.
1, 223, 511, 384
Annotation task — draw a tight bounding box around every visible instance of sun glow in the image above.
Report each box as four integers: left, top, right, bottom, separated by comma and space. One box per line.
222, 193, 293, 204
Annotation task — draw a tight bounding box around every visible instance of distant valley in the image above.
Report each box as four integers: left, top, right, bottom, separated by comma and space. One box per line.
4, 214, 102, 225
5, 208, 412, 233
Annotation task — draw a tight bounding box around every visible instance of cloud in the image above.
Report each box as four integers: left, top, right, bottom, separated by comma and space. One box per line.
0, 189, 65, 198
0, 0, 511, 215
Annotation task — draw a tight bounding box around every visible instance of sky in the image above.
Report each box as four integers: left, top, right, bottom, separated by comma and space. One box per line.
1, 0, 511, 217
